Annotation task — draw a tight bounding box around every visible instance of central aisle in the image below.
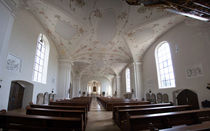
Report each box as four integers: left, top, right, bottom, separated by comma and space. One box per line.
86, 97, 121, 131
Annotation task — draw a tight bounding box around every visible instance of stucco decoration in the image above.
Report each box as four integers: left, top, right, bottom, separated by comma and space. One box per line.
97, 9, 116, 45
23, 0, 185, 78
55, 20, 78, 41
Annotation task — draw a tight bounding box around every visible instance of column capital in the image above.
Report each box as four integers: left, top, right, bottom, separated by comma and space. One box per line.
133, 60, 143, 65
116, 75, 121, 79
58, 58, 73, 65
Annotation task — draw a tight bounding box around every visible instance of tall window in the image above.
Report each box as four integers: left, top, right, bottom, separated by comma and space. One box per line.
125, 68, 131, 92
155, 41, 175, 89
33, 34, 50, 84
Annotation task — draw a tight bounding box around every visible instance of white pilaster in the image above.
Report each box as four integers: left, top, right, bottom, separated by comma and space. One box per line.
133, 61, 144, 100
72, 75, 80, 97
116, 75, 121, 98
56, 59, 72, 99
111, 77, 115, 96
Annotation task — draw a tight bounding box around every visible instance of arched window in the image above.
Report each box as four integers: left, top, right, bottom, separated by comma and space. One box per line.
32, 34, 50, 84
155, 41, 175, 88
125, 68, 131, 92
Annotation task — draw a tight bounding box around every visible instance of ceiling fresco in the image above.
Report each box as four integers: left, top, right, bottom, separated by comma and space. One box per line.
22, 0, 186, 78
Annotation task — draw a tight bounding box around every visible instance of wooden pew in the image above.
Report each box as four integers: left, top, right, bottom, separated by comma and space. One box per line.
113, 103, 173, 120
160, 121, 210, 131
124, 108, 210, 131
0, 111, 84, 131
30, 104, 87, 114
97, 97, 150, 111
50, 101, 90, 111
105, 101, 150, 111
116, 105, 192, 127
26, 107, 87, 128
54, 97, 92, 111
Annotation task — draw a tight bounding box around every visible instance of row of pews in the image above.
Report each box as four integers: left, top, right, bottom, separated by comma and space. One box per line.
0, 96, 92, 131
112, 102, 210, 131
97, 96, 150, 111
50, 96, 92, 111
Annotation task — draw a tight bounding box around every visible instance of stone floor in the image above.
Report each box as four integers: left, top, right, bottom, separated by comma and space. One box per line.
86, 97, 121, 131
7, 97, 121, 131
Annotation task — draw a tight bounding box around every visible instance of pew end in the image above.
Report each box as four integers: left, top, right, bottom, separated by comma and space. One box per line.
0, 110, 6, 113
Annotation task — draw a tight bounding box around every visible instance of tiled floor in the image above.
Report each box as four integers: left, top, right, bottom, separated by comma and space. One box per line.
86, 97, 121, 131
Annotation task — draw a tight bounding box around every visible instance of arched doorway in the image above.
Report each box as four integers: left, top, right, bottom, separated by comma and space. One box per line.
8, 80, 34, 110
87, 80, 101, 96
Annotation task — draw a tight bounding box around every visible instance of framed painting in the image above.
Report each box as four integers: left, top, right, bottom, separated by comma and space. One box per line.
6, 53, 22, 73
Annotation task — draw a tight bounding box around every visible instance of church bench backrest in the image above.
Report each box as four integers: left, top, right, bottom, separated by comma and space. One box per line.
159, 121, 210, 131
30, 104, 87, 114
97, 96, 151, 111
113, 103, 173, 120
49, 101, 90, 111
106, 101, 151, 111
116, 105, 192, 127
26, 107, 87, 128
124, 108, 210, 131
0, 111, 84, 131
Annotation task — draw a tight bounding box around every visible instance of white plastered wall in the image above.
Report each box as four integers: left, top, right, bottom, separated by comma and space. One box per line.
142, 20, 210, 107
0, 9, 59, 110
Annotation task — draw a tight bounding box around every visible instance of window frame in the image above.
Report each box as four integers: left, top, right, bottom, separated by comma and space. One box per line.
155, 41, 176, 89
32, 34, 50, 84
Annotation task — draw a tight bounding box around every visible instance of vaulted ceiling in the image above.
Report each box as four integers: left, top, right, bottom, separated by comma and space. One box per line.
22, 0, 187, 79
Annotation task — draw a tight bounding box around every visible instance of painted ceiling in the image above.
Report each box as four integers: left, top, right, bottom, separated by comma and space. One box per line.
22, 0, 185, 79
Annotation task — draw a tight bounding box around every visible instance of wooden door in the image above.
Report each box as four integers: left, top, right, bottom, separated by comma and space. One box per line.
8, 82, 25, 110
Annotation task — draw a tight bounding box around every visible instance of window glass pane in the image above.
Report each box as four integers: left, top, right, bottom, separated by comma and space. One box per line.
38, 73, 42, 82
32, 34, 49, 84
156, 42, 176, 88
35, 57, 39, 63
41, 53, 44, 59
41, 46, 46, 53
40, 59, 43, 65
37, 50, 41, 56
126, 68, 131, 92
34, 64, 39, 71
38, 44, 41, 50
39, 66, 43, 72
33, 71, 38, 81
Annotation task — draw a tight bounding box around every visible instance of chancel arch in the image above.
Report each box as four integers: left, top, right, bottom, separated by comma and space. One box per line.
80, 75, 112, 97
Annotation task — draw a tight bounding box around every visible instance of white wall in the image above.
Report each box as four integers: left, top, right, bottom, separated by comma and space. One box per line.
56, 60, 71, 99
0, 9, 59, 110
0, 1, 15, 110
142, 20, 210, 107
0, 2, 14, 60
